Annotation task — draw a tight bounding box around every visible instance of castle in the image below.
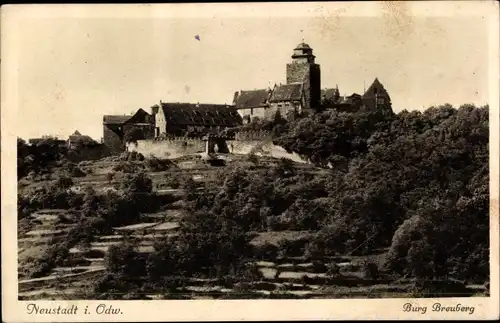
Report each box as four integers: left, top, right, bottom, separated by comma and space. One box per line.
233, 42, 392, 123
102, 41, 393, 153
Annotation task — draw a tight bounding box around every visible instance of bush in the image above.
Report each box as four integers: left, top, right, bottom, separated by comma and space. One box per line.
93, 273, 135, 297
106, 171, 116, 183
252, 244, 278, 260
21, 182, 75, 210
247, 153, 259, 165
98, 192, 141, 229
113, 161, 144, 173
25, 241, 71, 278
274, 157, 296, 177
146, 156, 174, 172
120, 172, 153, 195
119, 151, 145, 162
164, 173, 182, 189
361, 260, 380, 279
105, 242, 146, 278
311, 260, 328, 273
384, 214, 436, 278
63, 162, 86, 177
326, 262, 341, 278
276, 239, 307, 258
182, 177, 198, 201
55, 175, 73, 190
238, 263, 263, 282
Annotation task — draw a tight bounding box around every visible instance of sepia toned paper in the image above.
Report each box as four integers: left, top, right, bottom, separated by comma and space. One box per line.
2, 2, 499, 321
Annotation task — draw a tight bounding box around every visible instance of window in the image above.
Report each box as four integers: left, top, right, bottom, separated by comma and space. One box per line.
376, 98, 385, 105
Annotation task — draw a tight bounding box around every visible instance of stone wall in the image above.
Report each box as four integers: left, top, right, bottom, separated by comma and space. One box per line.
126, 138, 205, 159
228, 140, 308, 163
126, 132, 308, 164
234, 130, 272, 141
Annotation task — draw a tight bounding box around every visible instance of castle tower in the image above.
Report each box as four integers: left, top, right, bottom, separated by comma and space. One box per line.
286, 42, 321, 112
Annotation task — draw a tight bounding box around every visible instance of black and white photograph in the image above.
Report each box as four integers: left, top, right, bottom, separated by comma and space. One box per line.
2, 2, 499, 321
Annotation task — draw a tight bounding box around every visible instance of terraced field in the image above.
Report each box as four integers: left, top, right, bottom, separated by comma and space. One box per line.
18, 153, 488, 300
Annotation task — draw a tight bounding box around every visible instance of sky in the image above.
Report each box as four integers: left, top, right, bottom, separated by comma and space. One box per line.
6, 3, 494, 140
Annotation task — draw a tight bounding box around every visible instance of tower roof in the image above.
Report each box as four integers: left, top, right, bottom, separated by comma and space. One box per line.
294, 42, 311, 50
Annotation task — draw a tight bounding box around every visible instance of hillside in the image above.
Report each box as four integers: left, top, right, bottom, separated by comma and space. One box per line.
17, 104, 490, 300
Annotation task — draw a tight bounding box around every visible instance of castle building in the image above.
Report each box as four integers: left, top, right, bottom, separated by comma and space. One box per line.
235, 42, 393, 123
232, 89, 272, 123
361, 77, 392, 111
150, 101, 242, 138
267, 82, 306, 118
103, 108, 154, 153
102, 40, 393, 154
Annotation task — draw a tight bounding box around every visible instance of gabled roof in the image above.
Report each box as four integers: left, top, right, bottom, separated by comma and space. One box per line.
363, 78, 390, 100
159, 103, 242, 127
339, 93, 362, 105
234, 89, 270, 110
103, 115, 132, 125
72, 130, 82, 136
269, 83, 303, 102
127, 108, 152, 124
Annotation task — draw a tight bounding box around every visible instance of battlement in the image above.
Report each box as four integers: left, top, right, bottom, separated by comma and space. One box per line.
234, 130, 273, 141
202, 134, 236, 141
153, 136, 205, 144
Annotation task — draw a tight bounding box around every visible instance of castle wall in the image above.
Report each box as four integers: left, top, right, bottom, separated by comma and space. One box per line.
228, 139, 309, 164
127, 131, 309, 164
228, 131, 309, 163
126, 138, 205, 159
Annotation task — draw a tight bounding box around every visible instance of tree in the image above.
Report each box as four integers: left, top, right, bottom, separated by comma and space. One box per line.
70, 135, 98, 149
106, 241, 145, 278
55, 175, 74, 190
120, 172, 153, 195
124, 127, 146, 144
385, 214, 435, 276
361, 260, 380, 280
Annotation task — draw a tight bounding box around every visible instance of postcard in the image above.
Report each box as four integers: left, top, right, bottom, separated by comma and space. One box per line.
2, 1, 499, 321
